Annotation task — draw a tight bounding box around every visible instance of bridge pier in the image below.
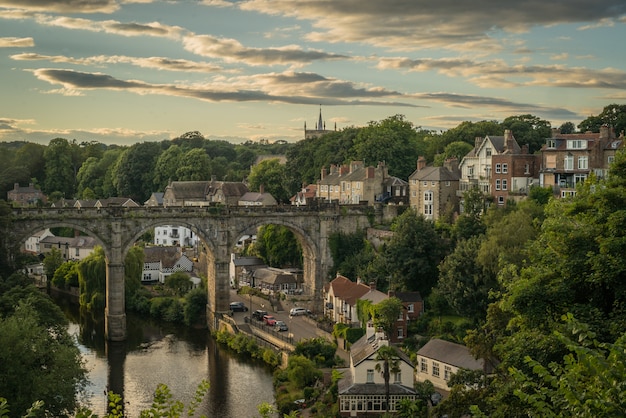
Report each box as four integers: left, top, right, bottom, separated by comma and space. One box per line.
105, 261, 126, 341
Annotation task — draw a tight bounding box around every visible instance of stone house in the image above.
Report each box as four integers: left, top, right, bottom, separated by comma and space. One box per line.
229, 254, 266, 288
144, 192, 164, 207
324, 274, 383, 326
539, 125, 624, 198
290, 184, 318, 206
338, 325, 416, 417
237, 186, 277, 206
416, 338, 495, 395
253, 267, 301, 294
317, 161, 393, 205
7, 182, 47, 206
408, 157, 460, 220
162, 180, 248, 207
38, 235, 97, 261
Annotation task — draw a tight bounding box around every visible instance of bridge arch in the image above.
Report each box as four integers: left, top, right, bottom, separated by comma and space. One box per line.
10, 205, 377, 340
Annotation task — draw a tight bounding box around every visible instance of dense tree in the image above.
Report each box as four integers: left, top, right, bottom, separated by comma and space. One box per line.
13, 142, 46, 185
578, 103, 626, 135
165, 272, 193, 297
433, 140, 474, 166
112, 142, 161, 202
42, 247, 64, 281
51, 260, 79, 289
153, 145, 183, 190
559, 121, 576, 134
43, 138, 75, 197
251, 224, 303, 269
351, 114, 421, 180
437, 235, 495, 322
0, 271, 87, 418
78, 246, 106, 311
501, 114, 552, 154
366, 209, 447, 294
176, 148, 211, 181
247, 158, 291, 203
372, 297, 403, 339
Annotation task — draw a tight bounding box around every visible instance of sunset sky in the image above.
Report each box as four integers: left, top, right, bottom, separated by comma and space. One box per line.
1, 0, 625, 145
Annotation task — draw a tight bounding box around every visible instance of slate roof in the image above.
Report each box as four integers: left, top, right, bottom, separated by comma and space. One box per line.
394, 291, 423, 303
232, 256, 266, 267
168, 181, 208, 199
253, 267, 297, 285
410, 166, 460, 182
417, 338, 490, 372
350, 334, 413, 368
143, 246, 182, 268
207, 181, 248, 198
338, 371, 416, 396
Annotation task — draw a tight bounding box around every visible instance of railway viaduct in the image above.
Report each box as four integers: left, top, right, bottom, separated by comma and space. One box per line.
9, 203, 383, 341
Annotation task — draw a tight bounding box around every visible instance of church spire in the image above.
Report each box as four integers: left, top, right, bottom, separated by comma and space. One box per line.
317, 105, 323, 130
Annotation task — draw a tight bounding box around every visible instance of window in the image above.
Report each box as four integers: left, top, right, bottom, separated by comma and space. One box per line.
420, 358, 428, 373
424, 205, 433, 216
432, 362, 440, 377
411, 190, 416, 197
495, 179, 501, 190
564, 154, 574, 170
394, 371, 402, 384
424, 191, 433, 202
397, 327, 404, 339
445, 181, 451, 186
423, 181, 427, 186
609, 155, 615, 164
444, 366, 452, 381
524, 163, 530, 174
486, 148, 492, 156
578, 156, 588, 169
367, 369, 374, 383
498, 196, 504, 205
408, 304, 414, 313
502, 179, 508, 190
502, 163, 508, 174
547, 139, 556, 148
567, 139, 586, 149
431, 181, 436, 186
574, 174, 587, 183
468, 166, 474, 177
495, 163, 501, 173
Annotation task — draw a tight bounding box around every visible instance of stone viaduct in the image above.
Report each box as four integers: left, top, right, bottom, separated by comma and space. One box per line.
9, 203, 387, 341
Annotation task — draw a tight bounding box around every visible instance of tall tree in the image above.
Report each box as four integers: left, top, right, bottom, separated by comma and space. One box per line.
351, 114, 421, 180
112, 142, 161, 202
153, 144, 183, 190
176, 148, 211, 181
374, 345, 402, 413
43, 138, 75, 197
247, 158, 291, 203
372, 297, 404, 339
501, 114, 551, 154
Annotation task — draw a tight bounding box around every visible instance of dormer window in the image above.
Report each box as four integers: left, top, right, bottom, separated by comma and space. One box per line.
567, 139, 586, 150
547, 139, 556, 148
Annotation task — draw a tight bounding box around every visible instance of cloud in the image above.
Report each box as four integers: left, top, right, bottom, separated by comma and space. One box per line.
11, 53, 224, 73
376, 57, 626, 90
29, 68, 422, 106
238, 0, 626, 52
0, 37, 34, 47
182, 34, 349, 66
0, 0, 120, 13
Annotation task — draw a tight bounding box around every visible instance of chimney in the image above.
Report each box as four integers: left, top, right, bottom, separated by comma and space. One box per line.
321, 167, 327, 180
444, 157, 458, 173
552, 127, 559, 137
259, 184, 264, 194
14, 183, 19, 190
339, 164, 349, 176
475, 137, 483, 150
366, 166, 375, 179
366, 320, 376, 340
369, 281, 376, 291
600, 124, 611, 140
505, 129, 515, 151
388, 289, 396, 298
417, 156, 427, 171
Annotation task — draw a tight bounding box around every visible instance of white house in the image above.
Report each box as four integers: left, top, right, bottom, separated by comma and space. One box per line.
323, 274, 386, 326
143, 246, 194, 283
338, 323, 416, 416
154, 225, 198, 248
23, 228, 54, 254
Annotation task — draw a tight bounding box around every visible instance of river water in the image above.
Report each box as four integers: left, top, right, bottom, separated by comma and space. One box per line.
53, 294, 275, 417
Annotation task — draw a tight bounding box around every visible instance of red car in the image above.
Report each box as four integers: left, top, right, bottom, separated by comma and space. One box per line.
263, 315, 276, 326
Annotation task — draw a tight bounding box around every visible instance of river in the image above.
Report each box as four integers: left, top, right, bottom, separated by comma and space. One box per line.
53, 294, 276, 417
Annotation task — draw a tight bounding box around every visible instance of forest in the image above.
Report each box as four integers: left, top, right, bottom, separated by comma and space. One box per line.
1, 104, 626, 417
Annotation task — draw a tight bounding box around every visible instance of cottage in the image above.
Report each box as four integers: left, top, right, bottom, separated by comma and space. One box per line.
7, 182, 47, 207
142, 246, 193, 283
338, 324, 416, 417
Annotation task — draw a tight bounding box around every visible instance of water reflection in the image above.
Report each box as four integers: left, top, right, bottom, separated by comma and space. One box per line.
54, 294, 275, 417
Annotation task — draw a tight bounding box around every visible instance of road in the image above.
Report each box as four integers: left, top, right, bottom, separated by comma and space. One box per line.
229, 290, 323, 343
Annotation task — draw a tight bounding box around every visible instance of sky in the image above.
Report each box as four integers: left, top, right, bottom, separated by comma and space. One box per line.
1, 0, 625, 146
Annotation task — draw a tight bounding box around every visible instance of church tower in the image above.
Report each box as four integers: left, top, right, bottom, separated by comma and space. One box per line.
304, 106, 335, 139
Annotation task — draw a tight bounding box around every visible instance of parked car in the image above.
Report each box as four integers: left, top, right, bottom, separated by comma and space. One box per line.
229, 301, 248, 312
252, 309, 268, 321
290, 307, 307, 316
263, 315, 276, 326
274, 321, 288, 331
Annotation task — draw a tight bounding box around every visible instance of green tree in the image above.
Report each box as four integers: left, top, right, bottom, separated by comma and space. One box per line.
176, 148, 211, 181
43, 138, 75, 197
509, 314, 626, 417
184, 287, 207, 326
434, 141, 473, 166
351, 114, 421, 180
372, 297, 403, 339
578, 103, 626, 135
165, 272, 193, 297
153, 145, 183, 190
112, 142, 161, 202
437, 235, 495, 321
286, 355, 322, 389
559, 121, 576, 134
51, 260, 79, 289
0, 302, 87, 417
374, 345, 402, 413
247, 158, 290, 203
501, 114, 552, 154
78, 246, 106, 311
42, 247, 64, 281
251, 224, 303, 269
